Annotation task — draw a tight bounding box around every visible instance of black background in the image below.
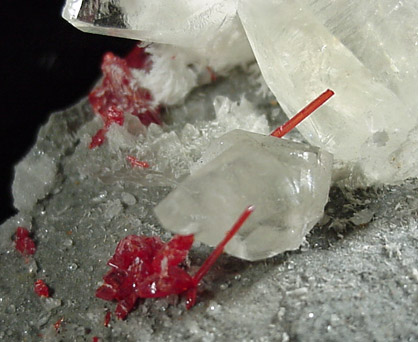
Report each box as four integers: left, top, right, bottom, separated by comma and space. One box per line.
1, 1, 136, 223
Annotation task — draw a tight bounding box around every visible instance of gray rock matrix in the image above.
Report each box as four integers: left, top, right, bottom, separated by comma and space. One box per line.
1, 73, 418, 341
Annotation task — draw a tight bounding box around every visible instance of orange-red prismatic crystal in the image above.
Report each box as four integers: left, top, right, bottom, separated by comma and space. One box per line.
270, 89, 334, 138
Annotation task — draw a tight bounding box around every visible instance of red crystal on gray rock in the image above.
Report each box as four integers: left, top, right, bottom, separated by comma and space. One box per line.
14, 227, 36, 256
96, 206, 254, 319
34, 279, 50, 298
89, 46, 162, 148
96, 234, 194, 319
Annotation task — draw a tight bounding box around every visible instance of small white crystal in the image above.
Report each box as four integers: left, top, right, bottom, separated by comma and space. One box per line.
155, 130, 332, 260
12, 153, 57, 212
349, 209, 374, 226
103, 199, 123, 220
42, 297, 62, 311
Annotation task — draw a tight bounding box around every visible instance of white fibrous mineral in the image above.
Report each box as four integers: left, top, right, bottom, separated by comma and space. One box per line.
62, 0, 254, 72
131, 44, 216, 106
238, 0, 418, 185
155, 130, 333, 261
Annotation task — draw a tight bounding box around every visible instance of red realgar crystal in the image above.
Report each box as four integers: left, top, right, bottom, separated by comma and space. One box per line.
270, 89, 334, 138
54, 317, 64, 332
89, 45, 162, 149
104, 311, 111, 327
96, 234, 194, 319
34, 279, 50, 298
96, 206, 254, 319
14, 227, 36, 256
126, 155, 150, 169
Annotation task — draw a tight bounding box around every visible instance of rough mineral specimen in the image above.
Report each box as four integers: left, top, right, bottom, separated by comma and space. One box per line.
155, 130, 333, 261
63, 0, 418, 185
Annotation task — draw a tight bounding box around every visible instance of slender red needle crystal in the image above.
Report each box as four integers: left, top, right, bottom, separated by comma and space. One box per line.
126, 155, 150, 168
192, 205, 255, 287
270, 89, 334, 138
104, 311, 111, 327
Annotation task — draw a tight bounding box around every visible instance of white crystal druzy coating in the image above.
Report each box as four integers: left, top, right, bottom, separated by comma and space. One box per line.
238, 0, 418, 184
155, 130, 332, 261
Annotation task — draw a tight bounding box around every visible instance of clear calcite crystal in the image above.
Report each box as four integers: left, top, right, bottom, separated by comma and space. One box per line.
155, 130, 332, 261
62, 0, 254, 71
238, 0, 418, 184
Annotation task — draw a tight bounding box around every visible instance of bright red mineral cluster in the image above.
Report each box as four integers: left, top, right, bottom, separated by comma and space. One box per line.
96, 234, 195, 319
96, 206, 254, 319
14, 227, 36, 256
34, 279, 50, 298
89, 45, 162, 149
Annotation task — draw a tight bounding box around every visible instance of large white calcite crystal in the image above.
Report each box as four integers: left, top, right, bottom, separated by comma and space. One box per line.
62, 0, 254, 71
155, 130, 332, 261
63, 0, 418, 185
238, 0, 418, 185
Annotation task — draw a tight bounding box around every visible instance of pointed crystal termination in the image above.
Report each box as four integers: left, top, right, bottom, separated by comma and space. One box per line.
238, 0, 418, 184
62, 0, 254, 71
155, 92, 333, 261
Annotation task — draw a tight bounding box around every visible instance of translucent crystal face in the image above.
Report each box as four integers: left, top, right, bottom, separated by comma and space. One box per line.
238, 0, 418, 184
62, 0, 254, 71
155, 130, 332, 261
